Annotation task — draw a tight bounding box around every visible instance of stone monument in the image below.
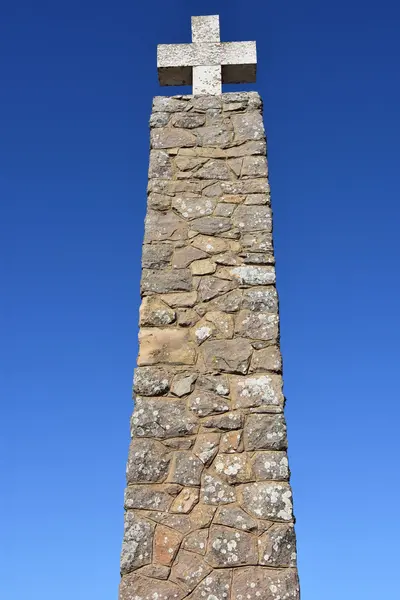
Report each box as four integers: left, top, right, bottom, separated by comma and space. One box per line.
119, 15, 301, 600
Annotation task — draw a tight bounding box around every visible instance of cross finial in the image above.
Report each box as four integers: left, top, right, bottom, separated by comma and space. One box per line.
157, 15, 257, 95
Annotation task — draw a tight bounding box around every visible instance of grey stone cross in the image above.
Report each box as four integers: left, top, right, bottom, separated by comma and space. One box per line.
157, 15, 257, 95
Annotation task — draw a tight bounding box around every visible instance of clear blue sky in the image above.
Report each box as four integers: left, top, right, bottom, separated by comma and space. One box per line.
1, 1, 399, 598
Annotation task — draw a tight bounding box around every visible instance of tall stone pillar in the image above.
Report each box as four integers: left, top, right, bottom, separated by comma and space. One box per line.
119, 92, 300, 600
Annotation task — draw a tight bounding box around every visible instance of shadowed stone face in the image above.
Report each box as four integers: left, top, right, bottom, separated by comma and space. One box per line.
119, 90, 300, 600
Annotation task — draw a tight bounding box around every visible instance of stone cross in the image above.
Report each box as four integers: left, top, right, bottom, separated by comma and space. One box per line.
157, 15, 257, 95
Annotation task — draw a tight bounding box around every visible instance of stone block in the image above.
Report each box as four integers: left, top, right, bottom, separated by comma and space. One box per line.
138, 328, 197, 366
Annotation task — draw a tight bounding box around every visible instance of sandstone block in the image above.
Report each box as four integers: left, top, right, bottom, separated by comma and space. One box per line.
202, 339, 253, 374
124, 485, 174, 512
190, 216, 231, 235
202, 411, 244, 431
213, 453, 250, 484
191, 259, 216, 275
153, 96, 190, 112
172, 246, 208, 268
185, 569, 231, 600
170, 488, 199, 514
231, 111, 265, 142
138, 328, 197, 366
154, 525, 182, 566
242, 287, 278, 312
171, 112, 206, 128
250, 345, 282, 373
139, 296, 176, 327
241, 155, 268, 178
160, 291, 197, 307
220, 430, 243, 453
230, 265, 276, 286
188, 390, 230, 417
170, 373, 197, 397
197, 276, 236, 302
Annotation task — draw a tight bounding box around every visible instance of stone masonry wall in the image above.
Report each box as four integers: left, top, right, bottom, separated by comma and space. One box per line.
119, 92, 300, 600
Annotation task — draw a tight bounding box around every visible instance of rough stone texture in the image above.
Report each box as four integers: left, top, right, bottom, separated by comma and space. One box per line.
119, 93, 300, 599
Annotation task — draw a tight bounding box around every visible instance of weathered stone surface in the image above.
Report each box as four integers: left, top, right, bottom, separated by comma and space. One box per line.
177, 308, 199, 326
119, 573, 185, 600
189, 390, 230, 416
201, 473, 236, 505
231, 111, 265, 142
170, 373, 197, 397
231, 374, 283, 409
241, 482, 294, 521
148, 150, 173, 179
220, 430, 243, 453
191, 258, 216, 275
136, 563, 170, 579
172, 246, 208, 268
191, 234, 230, 254
202, 339, 253, 374
172, 196, 216, 219
147, 192, 172, 211
144, 210, 187, 243
139, 296, 176, 326
171, 112, 206, 128
233, 205, 272, 232
197, 125, 233, 147
120, 93, 300, 598
251, 451, 289, 481
153, 96, 190, 113
151, 127, 196, 149
160, 291, 197, 307
203, 411, 244, 431
235, 311, 279, 341
127, 439, 171, 484
138, 328, 197, 366
196, 374, 230, 396
142, 243, 173, 269
182, 529, 208, 555
170, 550, 212, 592
124, 485, 174, 511
149, 112, 170, 128
244, 414, 287, 451
120, 512, 154, 574
190, 216, 231, 235
186, 569, 231, 600
133, 366, 170, 396
214, 505, 257, 532
241, 155, 268, 178
232, 567, 300, 600
197, 276, 235, 302
242, 287, 278, 312
153, 525, 182, 566
193, 433, 220, 465
195, 159, 232, 180
230, 265, 276, 285
131, 397, 197, 439
141, 268, 192, 294
258, 523, 297, 567
206, 525, 257, 567
170, 488, 199, 514
213, 453, 250, 484
168, 452, 204, 486
250, 345, 282, 373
